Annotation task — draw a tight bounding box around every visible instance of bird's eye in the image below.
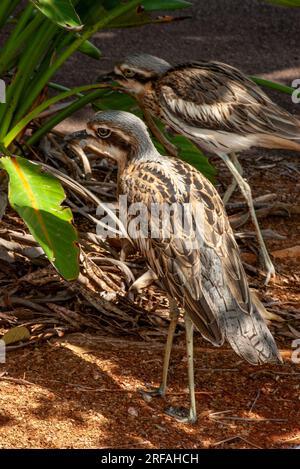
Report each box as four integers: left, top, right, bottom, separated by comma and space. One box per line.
96, 128, 111, 139
123, 68, 135, 78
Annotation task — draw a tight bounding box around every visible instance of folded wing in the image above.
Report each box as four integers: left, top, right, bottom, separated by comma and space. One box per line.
121, 157, 281, 364
157, 61, 300, 144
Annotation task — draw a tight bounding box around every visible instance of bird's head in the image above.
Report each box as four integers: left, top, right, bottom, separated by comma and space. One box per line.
105, 53, 171, 95
73, 110, 158, 165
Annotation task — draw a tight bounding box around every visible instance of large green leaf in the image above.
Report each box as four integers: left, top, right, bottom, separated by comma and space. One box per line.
0, 156, 80, 280
76, 0, 191, 28
142, 0, 192, 10
30, 0, 83, 30
264, 0, 300, 5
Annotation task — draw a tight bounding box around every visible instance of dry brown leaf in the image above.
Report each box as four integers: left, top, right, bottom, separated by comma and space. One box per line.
272, 246, 300, 259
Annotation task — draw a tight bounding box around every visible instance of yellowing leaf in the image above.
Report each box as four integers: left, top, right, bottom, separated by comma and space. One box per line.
2, 326, 30, 345
1, 156, 80, 280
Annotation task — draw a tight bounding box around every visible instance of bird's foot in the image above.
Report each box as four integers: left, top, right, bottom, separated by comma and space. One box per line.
139, 385, 165, 401
259, 253, 276, 286
165, 406, 197, 424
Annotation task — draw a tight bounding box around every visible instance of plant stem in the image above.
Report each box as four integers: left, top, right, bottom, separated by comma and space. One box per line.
49, 82, 84, 97
0, 0, 20, 29
0, 18, 58, 136
0, 5, 42, 76
3, 84, 109, 146
27, 89, 106, 146
16, 0, 141, 119
250, 76, 294, 95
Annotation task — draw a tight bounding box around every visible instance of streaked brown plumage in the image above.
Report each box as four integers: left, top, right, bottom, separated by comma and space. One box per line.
112, 55, 300, 153
68, 110, 282, 423
106, 53, 300, 283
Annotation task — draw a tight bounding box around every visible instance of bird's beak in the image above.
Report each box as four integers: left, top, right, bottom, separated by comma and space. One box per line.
97, 71, 118, 84
64, 129, 99, 152
64, 129, 115, 162
64, 129, 91, 144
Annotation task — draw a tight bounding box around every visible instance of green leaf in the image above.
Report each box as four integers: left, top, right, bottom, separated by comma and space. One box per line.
93, 89, 140, 112
3, 83, 108, 147
0, 156, 80, 280
30, 0, 83, 30
1, 326, 30, 345
10, 0, 141, 122
106, 0, 191, 28
143, 0, 192, 10
78, 39, 101, 59
264, 0, 300, 5
75, 0, 107, 26
107, 6, 151, 28
155, 133, 216, 182
27, 88, 107, 146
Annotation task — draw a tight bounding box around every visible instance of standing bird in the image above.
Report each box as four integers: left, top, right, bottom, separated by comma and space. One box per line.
105, 53, 300, 283
69, 110, 281, 423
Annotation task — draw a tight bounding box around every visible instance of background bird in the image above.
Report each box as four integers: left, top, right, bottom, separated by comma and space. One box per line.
68, 110, 282, 423
105, 53, 300, 284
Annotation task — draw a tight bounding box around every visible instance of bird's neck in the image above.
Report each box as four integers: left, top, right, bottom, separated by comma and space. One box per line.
137, 81, 161, 116
121, 128, 160, 165
115, 137, 160, 195
129, 142, 161, 165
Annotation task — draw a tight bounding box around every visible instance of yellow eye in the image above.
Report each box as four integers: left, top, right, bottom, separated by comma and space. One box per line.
123, 68, 135, 78
96, 128, 111, 138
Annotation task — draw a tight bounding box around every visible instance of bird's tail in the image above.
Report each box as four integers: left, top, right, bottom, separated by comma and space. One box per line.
184, 273, 282, 365
258, 106, 300, 151
223, 293, 282, 365
259, 133, 300, 152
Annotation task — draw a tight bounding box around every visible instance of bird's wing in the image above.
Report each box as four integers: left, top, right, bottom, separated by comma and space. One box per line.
157, 61, 300, 139
182, 164, 280, 364
121, 158, 221, 342
121, 157, 280, 364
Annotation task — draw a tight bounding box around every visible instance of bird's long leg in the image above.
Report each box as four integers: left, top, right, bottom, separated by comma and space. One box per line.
222, 152, 243, 205
185, 313, 197, 422
140, 297, 179, 398
166, 313, 197, 423
141, 107, 179, 157
218, 152, 275, 284
159, 298, 180, 396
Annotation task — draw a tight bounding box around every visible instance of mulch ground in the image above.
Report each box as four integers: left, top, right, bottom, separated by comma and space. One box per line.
0, 334, 299, 449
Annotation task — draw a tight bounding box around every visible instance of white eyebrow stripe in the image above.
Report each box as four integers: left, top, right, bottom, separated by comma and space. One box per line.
114, 128, 132, 142
86, 127, 95, 136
